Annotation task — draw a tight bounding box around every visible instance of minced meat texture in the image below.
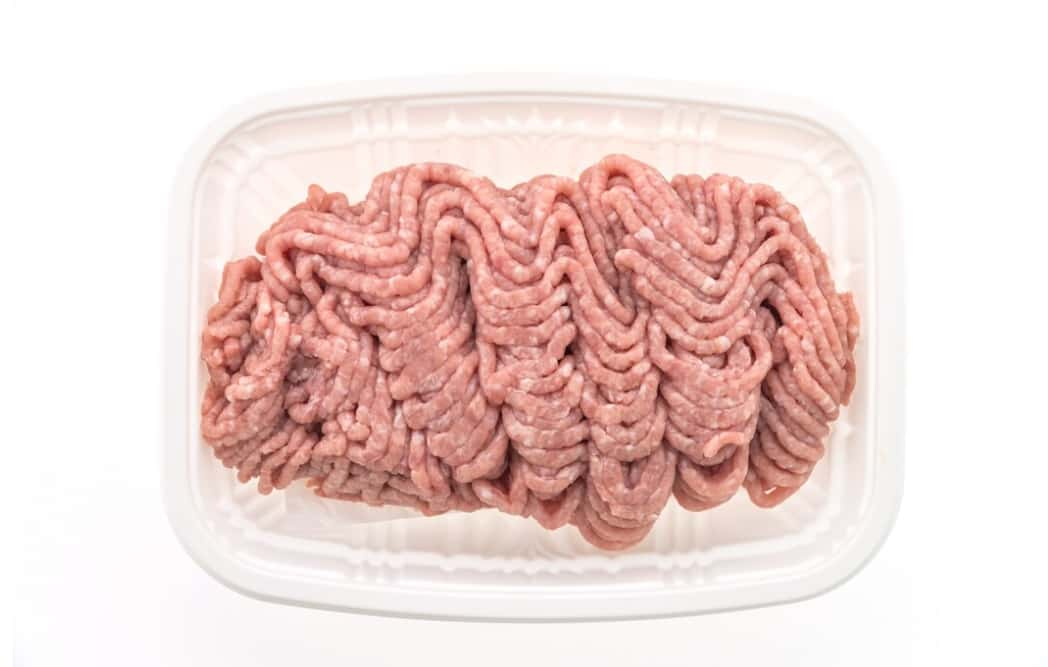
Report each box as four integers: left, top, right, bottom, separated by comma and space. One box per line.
199, 154, 860, 550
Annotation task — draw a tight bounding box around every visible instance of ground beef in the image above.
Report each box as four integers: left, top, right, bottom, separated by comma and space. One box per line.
199, 154, 860, 550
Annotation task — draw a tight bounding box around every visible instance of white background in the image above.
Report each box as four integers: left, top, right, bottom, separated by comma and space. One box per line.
8, 1, 1048, 665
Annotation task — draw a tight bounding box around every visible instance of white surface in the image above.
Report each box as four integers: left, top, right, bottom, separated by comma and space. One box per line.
10, 0, 1047, 664
168, 76, 903, 619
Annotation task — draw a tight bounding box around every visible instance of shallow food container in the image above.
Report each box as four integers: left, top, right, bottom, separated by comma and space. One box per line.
165, 74, 904, 620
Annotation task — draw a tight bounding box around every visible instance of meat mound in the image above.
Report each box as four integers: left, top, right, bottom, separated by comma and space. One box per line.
200, 154, 859, 550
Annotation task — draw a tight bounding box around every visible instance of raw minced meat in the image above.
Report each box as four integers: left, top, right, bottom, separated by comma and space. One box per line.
200, 154, 859, 550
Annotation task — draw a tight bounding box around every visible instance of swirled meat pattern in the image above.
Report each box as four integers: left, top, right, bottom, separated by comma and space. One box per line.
200, 154, 859, 550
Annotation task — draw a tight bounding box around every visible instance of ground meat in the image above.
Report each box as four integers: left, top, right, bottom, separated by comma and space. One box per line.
199, 154, 860, 550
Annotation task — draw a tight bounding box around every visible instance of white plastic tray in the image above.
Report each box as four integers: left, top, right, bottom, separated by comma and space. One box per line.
164, 74, 904, 620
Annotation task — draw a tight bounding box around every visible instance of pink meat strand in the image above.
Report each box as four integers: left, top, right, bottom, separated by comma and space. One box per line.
199, 154, 860, 550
